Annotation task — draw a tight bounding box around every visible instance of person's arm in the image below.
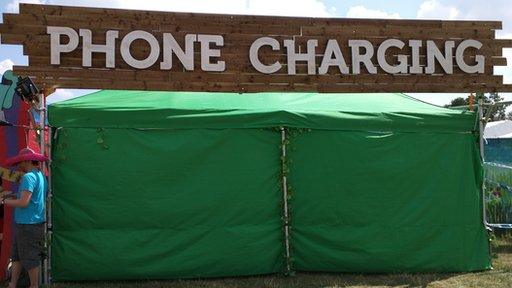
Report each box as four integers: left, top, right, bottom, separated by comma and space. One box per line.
5, 172, 36, 208
3, 191, 32, 208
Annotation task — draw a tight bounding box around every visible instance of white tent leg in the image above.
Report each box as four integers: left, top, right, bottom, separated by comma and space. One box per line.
280, 127, 291, 274
478, 99, 489, 229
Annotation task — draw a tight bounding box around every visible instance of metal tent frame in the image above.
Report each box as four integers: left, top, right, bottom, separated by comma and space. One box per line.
33, 93, 510, 283
476, 99, 512, 229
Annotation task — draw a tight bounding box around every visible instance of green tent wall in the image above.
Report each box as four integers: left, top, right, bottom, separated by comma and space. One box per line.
48, 91, 490, 280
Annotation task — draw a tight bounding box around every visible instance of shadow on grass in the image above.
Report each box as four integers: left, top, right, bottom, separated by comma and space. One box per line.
47, 271, 467, 288
495, 240, 512, 254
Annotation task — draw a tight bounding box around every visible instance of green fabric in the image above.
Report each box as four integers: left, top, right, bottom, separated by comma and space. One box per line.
48, 91, 489, 280
288, 130, 489, 272
51, 128, 284, 280
48, 91, 475, 133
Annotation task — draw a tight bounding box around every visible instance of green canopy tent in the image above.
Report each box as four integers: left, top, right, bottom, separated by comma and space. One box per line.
48, 91, 490, 281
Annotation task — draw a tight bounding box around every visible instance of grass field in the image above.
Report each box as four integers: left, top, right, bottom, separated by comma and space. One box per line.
5, 236, 512, 288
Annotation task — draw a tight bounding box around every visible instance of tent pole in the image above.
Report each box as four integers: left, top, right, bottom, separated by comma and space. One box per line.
280, 127, 291, 274
38, 92, 52, 285
37, 93, 48, 284
45, 126, 53, 284
478, 99, 485, 163
478, 99, 489, 229
478, 101, 512, 229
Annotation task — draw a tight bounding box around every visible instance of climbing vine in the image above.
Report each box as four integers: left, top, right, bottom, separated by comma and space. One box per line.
96, 128, 109, 150
277, 126, 312, 276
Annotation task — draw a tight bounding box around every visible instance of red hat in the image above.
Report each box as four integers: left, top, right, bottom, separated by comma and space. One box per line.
5, 148, 48, 167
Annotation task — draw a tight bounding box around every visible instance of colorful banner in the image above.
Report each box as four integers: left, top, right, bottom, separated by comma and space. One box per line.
0, 70, 37, 280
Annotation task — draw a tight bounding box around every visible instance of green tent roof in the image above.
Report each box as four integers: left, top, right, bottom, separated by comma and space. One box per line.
48, 90, 476, 132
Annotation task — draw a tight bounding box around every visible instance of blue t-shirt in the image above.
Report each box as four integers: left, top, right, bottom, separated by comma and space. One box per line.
15, 169, 46, 224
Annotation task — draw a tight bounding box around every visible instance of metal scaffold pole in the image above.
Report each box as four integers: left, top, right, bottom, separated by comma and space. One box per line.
44, 126, 53, 284
479, 99, 512, 229
36, 92, 51, 284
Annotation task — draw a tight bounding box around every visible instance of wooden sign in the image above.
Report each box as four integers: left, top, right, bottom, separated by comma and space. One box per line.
1, 4, 511, 93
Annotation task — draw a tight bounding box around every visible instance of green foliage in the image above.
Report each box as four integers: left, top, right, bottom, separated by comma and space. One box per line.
446, 97, 468, 107
96, 128, 109, 150
486, 163, 512, 187
489, 231, 499, 258
445, 92, 510, 121
279, 126, 293, 275
485, 164, 512, 224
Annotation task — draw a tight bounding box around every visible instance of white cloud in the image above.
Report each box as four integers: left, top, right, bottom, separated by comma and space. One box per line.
0, 59, 14, 75
245, 0, 334, 17
120, 0, 335, 17
414, 0, 512, 36
5, 0, 335, 17
407, 93, 468, 106
346, 5, 400, 19
417, 0, 460, 20
410, 1, 512, 110
491, 32, 512, 86
46, 89, 98, 104
45, 89, 74, 105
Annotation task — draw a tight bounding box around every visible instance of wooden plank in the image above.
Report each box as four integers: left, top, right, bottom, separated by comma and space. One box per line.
25, 50, 503, 66
302, 25, 495, 39
18, 4, 502, 29
14, 65, 504, 85
492, 57, 508, 66
3, 15, 302, 36
27, 77, 512, 93
8, 37, 503, 65
24, 54, 501, 77
28, 76, 507, 93
4, 32, 503, 55
1, 26, 489, 46
1, 21, 498, 45
2, 4, 510, 93
1, 15, 497, 39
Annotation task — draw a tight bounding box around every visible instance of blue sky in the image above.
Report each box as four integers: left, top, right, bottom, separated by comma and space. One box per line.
0, 0, 511, 107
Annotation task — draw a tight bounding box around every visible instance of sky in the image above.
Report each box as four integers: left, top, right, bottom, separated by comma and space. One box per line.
0, 0, 511, 107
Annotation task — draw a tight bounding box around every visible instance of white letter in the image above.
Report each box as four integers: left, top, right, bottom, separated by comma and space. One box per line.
121, 30, 160, 69
284, 39, 317, 75
80, 29, 119, 68
318, 39, 349, 74
160, 33, 196, 71
250, 37, 282, 74
409, 40, 423, 74
197, 35, 225, 72
47, 26, 79, 65
456, 39, 484, 73
377, 39, 407, 74
426, 40, 454, 74
349, 40, 377, 74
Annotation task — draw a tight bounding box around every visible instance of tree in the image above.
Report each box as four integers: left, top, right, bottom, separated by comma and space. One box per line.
507, 111, 512, 121
487, 92, 508, 121
446, 97, 468, 107
445, 92, 510, 121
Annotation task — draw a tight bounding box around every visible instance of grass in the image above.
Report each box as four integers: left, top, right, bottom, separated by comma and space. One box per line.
7, 236, 506, 288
